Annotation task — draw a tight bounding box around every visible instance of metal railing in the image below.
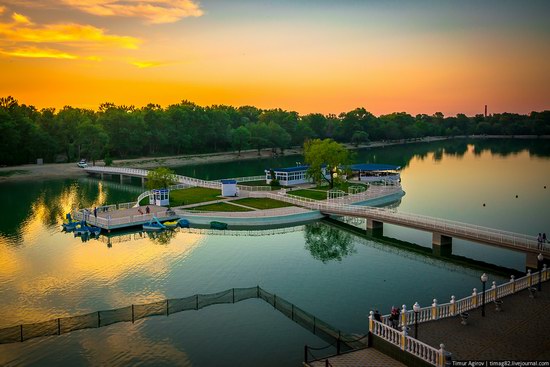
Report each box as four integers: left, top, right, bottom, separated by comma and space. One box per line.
73, 209, 177, 229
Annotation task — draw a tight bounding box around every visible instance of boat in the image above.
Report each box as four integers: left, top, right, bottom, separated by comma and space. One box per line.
210, 221, 228, 230
163, 220, 179, 229
178, 218, 190, 228
62, 213, 79, 232
143, 216, 166, 231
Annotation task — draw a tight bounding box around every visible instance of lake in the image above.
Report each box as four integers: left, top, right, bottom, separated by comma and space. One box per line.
0, 138, 548, 366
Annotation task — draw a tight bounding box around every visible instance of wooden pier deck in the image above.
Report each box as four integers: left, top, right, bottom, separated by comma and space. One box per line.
74, 205, 179, 231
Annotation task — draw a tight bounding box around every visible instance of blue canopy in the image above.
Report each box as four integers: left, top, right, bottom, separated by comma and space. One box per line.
221, 179, 237, 184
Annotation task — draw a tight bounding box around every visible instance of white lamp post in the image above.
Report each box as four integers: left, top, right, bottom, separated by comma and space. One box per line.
413, 302, 420, 338
538, 253, 544, 291
481, 273, 488, 317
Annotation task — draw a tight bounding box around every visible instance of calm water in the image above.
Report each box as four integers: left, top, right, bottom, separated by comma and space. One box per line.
0, 139, 549, 366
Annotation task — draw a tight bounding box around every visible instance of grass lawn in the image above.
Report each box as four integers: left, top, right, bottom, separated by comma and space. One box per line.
237, 180, 282, 190
0, 170, 28, 177
232, 198, 294, 210
169, 187, 222, 206
287, 189, 328, 201
191, 202, 252, 212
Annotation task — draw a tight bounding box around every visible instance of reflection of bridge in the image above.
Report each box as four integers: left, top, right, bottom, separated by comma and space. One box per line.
253, 192, 549, 268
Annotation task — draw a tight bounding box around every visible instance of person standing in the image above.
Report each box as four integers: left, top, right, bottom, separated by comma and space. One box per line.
538, 233, 543, 250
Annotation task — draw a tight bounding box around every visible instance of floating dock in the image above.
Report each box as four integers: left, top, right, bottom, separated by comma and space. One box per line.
73, 205, 179, 231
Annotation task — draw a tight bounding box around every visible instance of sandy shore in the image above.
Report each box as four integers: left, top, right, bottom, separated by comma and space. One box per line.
3, 135, 543, 183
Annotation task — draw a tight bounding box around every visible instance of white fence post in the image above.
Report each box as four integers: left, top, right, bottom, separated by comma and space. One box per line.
432, 299, 438, 320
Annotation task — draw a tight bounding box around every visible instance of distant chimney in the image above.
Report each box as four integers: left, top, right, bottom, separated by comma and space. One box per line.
484, 105, 487, 118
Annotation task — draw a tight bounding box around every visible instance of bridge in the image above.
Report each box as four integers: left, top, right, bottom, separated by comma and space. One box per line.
84, 166, 271, 194
251, 192, 550, 268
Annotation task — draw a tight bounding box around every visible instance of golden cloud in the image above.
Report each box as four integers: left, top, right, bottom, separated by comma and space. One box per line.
131, 60, 165, 68
0, 6, 6, 14
0, 46, 78, 59
0, 14, 141, 49
62, 0, 203, 24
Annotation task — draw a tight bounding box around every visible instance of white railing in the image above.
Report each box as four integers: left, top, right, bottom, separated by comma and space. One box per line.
380, 267, 548, 330
370, 319, 442, 366
134, 191, 152, 207
217, 175, 265, 183
236, 185, 272, 192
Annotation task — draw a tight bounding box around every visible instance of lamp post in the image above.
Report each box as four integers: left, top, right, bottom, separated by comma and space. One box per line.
481, 273, 488, 317
413, 302, 420, 339
538, 253, 544, 291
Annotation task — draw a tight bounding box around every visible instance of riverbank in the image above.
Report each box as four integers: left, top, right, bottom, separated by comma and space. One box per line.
1, 135, 547, 183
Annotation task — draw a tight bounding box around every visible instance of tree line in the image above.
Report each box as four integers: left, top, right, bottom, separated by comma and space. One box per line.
1, 95, 549, 166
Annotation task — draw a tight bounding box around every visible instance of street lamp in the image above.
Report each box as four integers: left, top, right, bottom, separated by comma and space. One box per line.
480, 273, 488, 317
538, 253, 544, 291
413, 302, 420, 339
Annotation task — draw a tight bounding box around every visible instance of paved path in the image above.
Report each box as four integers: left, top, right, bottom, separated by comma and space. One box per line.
417, 287, 550, 361
307, 348, 405, 367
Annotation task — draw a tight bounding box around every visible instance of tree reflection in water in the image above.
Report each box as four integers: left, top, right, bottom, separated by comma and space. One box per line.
304, 222, 355, 263
146, 229, 177, 245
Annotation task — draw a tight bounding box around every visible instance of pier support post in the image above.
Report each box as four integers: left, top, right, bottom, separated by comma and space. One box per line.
526, 252, 539, 271
366, 219, 383, 230
366, 219, 383, 236
432, 232, 452, 256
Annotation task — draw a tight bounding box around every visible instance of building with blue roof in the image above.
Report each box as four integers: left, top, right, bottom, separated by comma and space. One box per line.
265, 163, 400, 186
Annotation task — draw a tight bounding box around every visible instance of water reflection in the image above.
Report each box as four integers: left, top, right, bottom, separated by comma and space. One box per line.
303, 222, 355, 262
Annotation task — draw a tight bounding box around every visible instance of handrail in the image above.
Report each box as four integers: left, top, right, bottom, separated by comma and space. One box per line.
248, 191, 546, 254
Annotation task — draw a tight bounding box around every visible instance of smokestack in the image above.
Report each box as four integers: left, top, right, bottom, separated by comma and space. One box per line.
484, 105, 487, 118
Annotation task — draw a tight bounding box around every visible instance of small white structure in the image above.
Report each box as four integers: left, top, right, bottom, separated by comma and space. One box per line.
221, 179, 238, 197
150, 189, 170, 206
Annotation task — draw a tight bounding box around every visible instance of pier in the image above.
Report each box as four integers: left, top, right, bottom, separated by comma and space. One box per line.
73, 205, 179, 231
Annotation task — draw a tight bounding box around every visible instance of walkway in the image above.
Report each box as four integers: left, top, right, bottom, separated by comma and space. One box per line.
307, 348, 405, 367
417, 287, 550, 361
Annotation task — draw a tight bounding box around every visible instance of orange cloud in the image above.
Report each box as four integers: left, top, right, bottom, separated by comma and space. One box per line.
0, 6, 6, 15
62, 0, 203, 24
0, 47, 78, 59
0, 15, 141, 49
11, 12, 32, 24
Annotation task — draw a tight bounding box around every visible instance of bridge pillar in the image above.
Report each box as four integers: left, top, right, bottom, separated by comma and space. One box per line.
366, 219, 383, 236
120, 174, 124, 184
141, 177, 145, 187
366, 219, 383, 230
101, 173, 104, 180
526, 252, 539, 271
432, 232, 452, 256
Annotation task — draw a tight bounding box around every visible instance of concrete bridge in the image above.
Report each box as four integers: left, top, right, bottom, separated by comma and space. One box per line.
254, 192, 550, 269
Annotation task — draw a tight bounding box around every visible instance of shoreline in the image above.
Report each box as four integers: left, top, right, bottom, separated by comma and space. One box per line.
0, 135, 547, 183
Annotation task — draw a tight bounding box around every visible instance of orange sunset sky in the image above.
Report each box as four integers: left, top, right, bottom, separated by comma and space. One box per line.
0, 0, 549, 116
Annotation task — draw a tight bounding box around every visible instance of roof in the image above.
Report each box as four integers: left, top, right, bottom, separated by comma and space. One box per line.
266, 165, 310, 173
350, 163, 401, 171
221, 179, 237, 184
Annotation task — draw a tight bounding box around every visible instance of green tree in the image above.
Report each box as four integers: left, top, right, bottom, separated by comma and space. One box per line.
304, 139, 352, 189
146, 167, 176, 190
231, 126, 251, 156
351, 131, 369, 146
77, 121, 109, 165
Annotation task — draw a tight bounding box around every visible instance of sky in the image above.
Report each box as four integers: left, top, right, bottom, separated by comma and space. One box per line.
0, 0, 549, 116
